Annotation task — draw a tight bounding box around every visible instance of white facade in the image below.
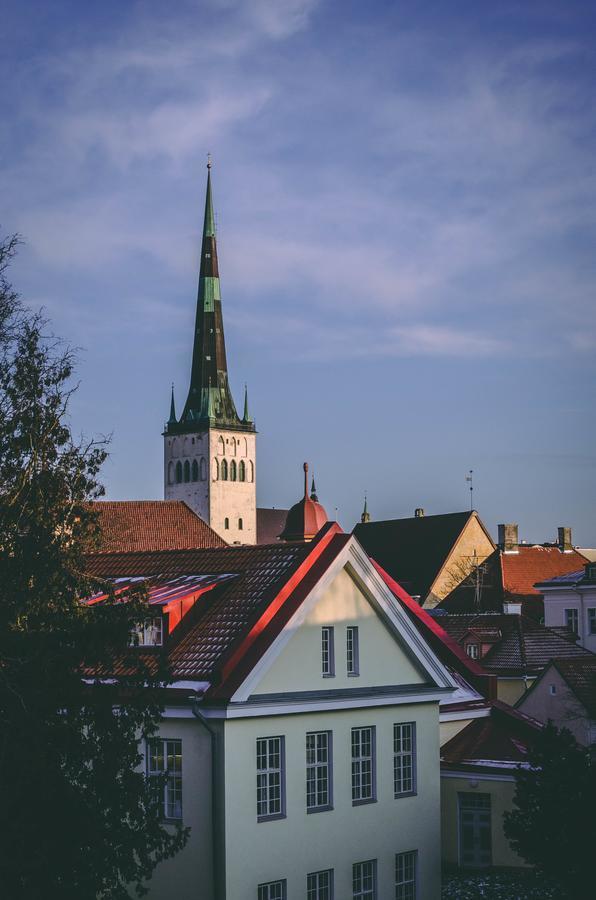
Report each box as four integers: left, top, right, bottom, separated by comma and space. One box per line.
542, 577, 596, 653
164, 428, 256, 545
144, 538, 455, 900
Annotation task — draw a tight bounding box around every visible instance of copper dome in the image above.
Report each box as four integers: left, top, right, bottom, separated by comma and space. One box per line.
280, 463, 329, 542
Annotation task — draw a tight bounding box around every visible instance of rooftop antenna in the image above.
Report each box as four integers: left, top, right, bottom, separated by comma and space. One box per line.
465, 469, 474, 511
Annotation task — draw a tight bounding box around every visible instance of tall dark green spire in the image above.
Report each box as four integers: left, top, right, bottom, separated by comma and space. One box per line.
168, 160, 254, 435
168, 383, 177, 425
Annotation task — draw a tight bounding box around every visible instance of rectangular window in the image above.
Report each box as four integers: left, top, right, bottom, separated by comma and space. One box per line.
395, 851, 417, 900
466, 644, 479, 659
306, 731, 332, 812
588, 608, 596, 635
130, 617, 163, 647
257, 736, 285, 821
352, 860, 376, 899
147, 738, 182, 820
565, 608, 579, 635
258, 880, 286, 900
347, 626, 360, 676
307, 869, 334, 900
351, 727, 376, 804
458, 793, 492, 867
394, 723, 416, 797
322, 626, 335, 677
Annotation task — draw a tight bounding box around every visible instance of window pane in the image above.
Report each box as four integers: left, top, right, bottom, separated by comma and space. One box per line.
352, 728, 375, 802
257, 737, 284, 819
395, 851, 417, 900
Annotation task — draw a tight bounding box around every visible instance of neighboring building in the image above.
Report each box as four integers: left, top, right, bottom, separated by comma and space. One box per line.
539, 561, 596, 653
353, 510, 495, 608
440, 702, 543, 869
434, 612, 593, 704
516, 656, 596, 750
89, 500, 226, 554
441, 524, 588, 619
256, 508, 288, 544
86, 523, 457, 900
163, 162, 257, 546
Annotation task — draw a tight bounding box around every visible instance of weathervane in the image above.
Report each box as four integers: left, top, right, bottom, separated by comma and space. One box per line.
465, 469, 474, 511
207, 152, 212, 169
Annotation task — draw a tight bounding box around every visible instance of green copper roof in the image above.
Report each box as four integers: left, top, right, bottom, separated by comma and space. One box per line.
168, 384, 177, 425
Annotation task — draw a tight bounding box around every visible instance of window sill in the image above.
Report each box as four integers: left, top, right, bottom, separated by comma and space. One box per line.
347, 672, 360, 677
322, 673, 335, 679
257, 812, 286, 823
352, 797, 377, 807
307, 805, 334, 815
394, 790, 417, 800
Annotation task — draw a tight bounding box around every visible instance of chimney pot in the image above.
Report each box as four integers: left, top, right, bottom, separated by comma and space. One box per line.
414, 508, 425, 518
498, 523, 519, 553
558, 526, 572, 553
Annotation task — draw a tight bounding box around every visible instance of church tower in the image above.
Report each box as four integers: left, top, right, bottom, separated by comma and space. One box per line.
163, 161, 257, 544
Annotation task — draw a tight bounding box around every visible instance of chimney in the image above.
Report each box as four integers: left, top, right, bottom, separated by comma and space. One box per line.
498, 523, 519, 553
414, 508, 425, 518
558, 527, 573, 553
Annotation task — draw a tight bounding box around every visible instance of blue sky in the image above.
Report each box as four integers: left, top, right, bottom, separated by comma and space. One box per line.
2, 0, 595, 543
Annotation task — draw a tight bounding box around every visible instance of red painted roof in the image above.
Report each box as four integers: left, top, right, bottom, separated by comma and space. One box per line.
441, 701, 542, 771
500, 545, 587, 601
89, 501, 226, 554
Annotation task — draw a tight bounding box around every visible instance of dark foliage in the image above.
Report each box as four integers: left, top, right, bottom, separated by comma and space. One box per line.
0, 235, 188, 899
504, 721, 596, 900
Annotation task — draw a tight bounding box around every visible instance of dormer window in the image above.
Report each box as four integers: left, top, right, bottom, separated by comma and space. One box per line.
130, 617, 163, 647
466, 643, 479, 659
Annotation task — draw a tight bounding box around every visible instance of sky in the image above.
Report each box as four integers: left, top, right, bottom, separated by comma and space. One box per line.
1, 0, 595, 544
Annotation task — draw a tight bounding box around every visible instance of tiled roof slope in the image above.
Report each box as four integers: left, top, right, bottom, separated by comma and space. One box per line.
553, 657, 596, 719
441, 546, 588, 618
90, 501, 226, 554
438, 613, 593, 676
256, 507, 289, 544
441, 701, 542, 770
353, 511, 478, 600
86, 524, 348, 689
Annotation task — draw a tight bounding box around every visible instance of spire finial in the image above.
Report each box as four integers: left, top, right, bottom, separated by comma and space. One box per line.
207, 152, 212, 170
168, 383, 177, 426
361, 492, 371, 524
303, 462, 309, 498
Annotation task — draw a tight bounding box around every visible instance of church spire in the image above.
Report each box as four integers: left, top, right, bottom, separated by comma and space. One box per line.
170, 159, 253, 435
168, 384, 177, 426
361, 494, 371, 524
310, 476, 318, 502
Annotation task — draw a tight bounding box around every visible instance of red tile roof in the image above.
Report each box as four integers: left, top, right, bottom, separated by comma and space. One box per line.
441, 701, 543, 772
85, 523, 347, 695
552, 657, 596, 719
89, 501, 226, 554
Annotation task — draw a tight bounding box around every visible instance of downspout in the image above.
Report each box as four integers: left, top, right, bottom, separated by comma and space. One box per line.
192, 702, 222, 900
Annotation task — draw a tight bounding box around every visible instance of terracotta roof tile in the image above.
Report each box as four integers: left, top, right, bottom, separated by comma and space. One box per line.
441, 701, 542, 769
90, 501, 226, 554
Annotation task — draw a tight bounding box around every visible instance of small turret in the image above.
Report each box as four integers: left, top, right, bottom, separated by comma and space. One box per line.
361, 494, 371, 524
280, 463, 329, 542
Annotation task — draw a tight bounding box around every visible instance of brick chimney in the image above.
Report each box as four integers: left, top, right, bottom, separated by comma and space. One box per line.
498, 523, 519, 553
414, 508, 425, 518
558, 526, 573, 553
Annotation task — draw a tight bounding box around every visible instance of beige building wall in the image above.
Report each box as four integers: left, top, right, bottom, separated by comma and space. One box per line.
439, 717, 478, 746
255, 566, 427, 696
145, 717, 214, 900
496, 677, 535, 706
441, 774, 526, 869
517, 667, 594, 747
224, 703, 441, 900
425, 515, 495, 608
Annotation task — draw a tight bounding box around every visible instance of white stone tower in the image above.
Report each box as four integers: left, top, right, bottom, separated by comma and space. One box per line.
163, 162, 257, 544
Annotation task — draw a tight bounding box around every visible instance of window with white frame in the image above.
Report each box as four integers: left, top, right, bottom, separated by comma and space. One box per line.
257, 736, 285, 821
351, 727, 375, 804
130, 617, 163, 647
307, 869, 333, 900
395, 850, 417, 900
565, 608, 579, 635
347, 626, 359, 676
466, 643, 479, 659
306, 731, 332, 812
147, 738, 182, 820
394, 723, 416, 797
321, 626, 335, 677
258, 880, 286, 900
588, 608, 596, 635
352, 860, 376, 899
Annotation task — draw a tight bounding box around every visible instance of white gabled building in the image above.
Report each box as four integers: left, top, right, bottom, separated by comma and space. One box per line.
88, 523, 457, 900
540, 561, 596, 653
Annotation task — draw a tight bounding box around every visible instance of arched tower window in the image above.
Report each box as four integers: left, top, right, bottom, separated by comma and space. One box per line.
238, 518, 243, 530
217, 436, 225, 456
249, 460, 254, 483
171, 438, 180, 458
183, 460, 191, 483
212, 458, 219, 481
168, 461, 174, 484
230, 460, 237, 481
221, 459, 228, 480
239, 460, 246, 482
224, 517, 230, 530
241, 437, 248, 457
200, 457, 207, 481
230, 437, 237, 456
191, 459, 199, 482
183, 437, 190, 457
175, 461, 182, 483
